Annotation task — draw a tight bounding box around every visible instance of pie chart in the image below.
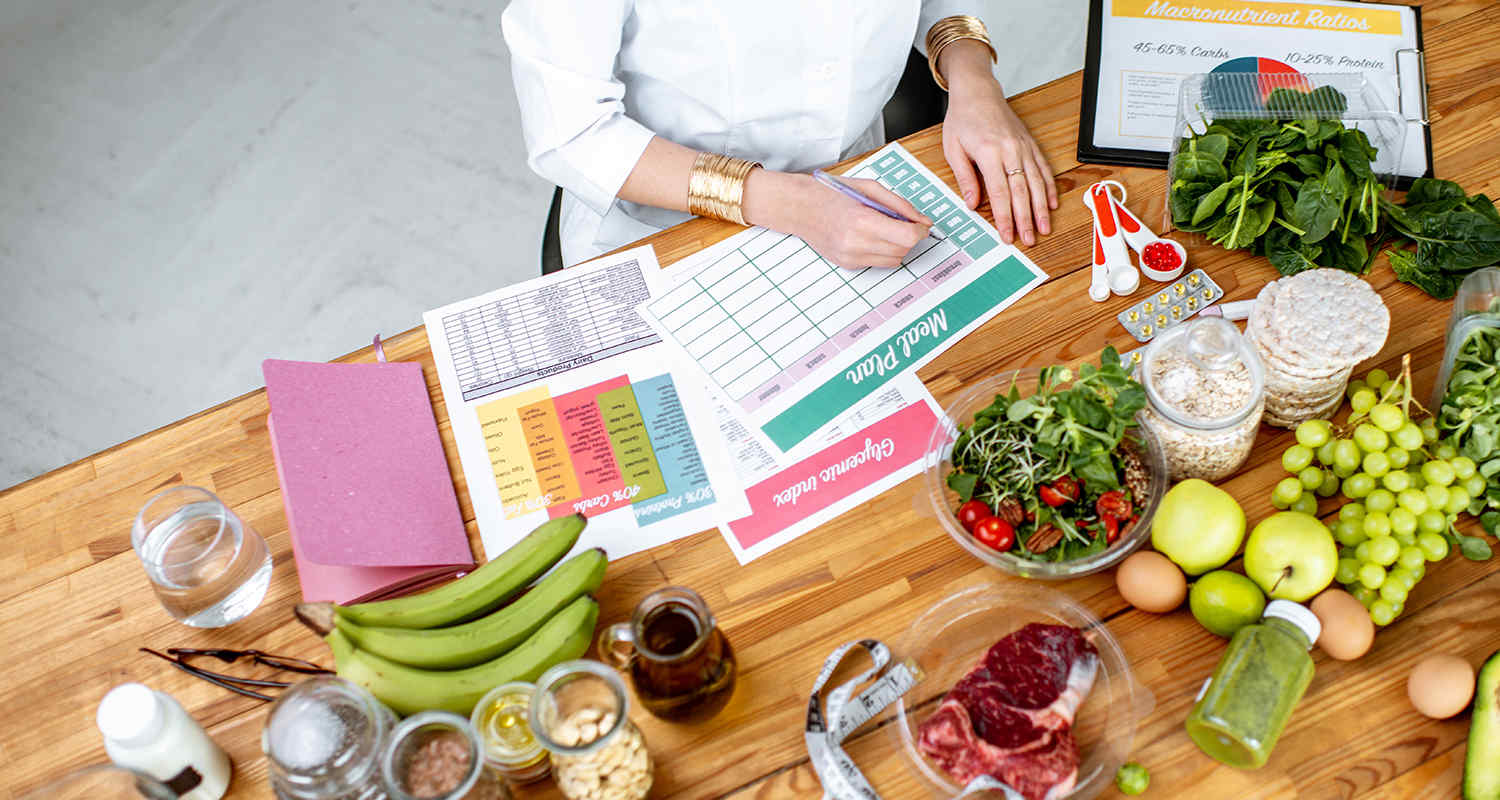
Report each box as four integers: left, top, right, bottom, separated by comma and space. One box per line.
1209, 56, 1312, 101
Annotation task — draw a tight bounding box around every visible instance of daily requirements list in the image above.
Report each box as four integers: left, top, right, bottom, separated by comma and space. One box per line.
638, 142, 1047, 454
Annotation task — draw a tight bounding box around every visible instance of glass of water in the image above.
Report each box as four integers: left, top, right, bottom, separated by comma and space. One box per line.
132, 485, 273, 627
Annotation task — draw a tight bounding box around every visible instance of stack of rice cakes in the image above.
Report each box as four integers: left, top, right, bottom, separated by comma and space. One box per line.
1248, 269, 1390, 428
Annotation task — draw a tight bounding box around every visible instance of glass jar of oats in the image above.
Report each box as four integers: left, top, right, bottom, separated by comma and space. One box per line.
1139, 316, 1265, 482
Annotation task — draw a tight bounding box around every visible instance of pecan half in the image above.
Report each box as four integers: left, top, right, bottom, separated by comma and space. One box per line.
1025, 523, 1064, 553
996, 497, 1026, 527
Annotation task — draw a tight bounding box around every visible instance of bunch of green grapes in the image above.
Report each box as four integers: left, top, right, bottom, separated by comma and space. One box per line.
1272, 367, 1484, 626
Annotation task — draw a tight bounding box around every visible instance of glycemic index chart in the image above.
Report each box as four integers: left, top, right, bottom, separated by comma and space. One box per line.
641, 143, 1047, 452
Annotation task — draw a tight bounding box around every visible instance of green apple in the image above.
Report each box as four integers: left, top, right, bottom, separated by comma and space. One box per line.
1244, 511, 1338, 602
1151, 479, 1246, 575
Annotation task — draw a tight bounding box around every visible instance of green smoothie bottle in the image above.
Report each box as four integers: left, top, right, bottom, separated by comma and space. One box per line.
1185, 600, 1321, 769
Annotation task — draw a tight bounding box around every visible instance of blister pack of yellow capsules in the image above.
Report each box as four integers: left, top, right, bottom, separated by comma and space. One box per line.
1116, 269, 1223, 343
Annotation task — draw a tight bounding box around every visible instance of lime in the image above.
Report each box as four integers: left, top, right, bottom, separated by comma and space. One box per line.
1190, 570, 1267, 638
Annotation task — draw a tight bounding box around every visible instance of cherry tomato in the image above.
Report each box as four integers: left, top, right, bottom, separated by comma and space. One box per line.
1051, 476, 1081, 502
1103, 514, 1120, 544
956, 500, 991, 532
973, 516, 1015, 551
1039, 485, 1068, 507
1096, 490, 1132, 520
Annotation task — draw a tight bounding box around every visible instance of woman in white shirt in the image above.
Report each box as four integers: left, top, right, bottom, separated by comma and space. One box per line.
503, 2, 1057, 269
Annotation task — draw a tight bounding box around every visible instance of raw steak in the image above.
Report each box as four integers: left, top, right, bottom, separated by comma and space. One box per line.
917, 623, 1098, 800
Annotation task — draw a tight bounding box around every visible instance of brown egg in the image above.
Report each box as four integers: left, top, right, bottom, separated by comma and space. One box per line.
1310, 589, 1375, 661
1407, 654, 1476, 719
1115, 551, 1187, 613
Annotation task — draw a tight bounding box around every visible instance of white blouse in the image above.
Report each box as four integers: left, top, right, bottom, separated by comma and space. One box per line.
502, 0, 977, 267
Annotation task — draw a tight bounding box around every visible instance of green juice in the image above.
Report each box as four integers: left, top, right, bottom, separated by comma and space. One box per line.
1185, 601, 1319, 769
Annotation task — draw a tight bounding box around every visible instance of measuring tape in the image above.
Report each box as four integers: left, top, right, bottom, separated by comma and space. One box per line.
805, 639, 924, 800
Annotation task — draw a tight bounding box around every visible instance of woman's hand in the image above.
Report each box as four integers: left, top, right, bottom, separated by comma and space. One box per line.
743, 170, 931, 269
938, 40, 1058, 246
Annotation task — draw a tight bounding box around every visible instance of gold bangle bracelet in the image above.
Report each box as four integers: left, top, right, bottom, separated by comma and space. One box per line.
925, 15, 997, 92
687, 152, 761, 226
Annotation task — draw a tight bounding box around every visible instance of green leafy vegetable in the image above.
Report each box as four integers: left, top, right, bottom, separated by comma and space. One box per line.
1380, 181, 1500, 297
945, 348, 1148, 562
1171, 86, 1500, 297
1438, 307, 1500, 559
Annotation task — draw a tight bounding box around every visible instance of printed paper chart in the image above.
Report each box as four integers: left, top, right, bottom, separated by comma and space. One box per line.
476, 373, 713, 525
440, 258, 657, 403
648, 151, 994, 407
642, 143, 1046, 453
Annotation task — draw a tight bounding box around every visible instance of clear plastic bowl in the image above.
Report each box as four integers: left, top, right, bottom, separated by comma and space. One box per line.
1432, 267, 1500, 406
1164, 72, 1406, 233
921, 368, 1169, 579
890, 584, 1154, 800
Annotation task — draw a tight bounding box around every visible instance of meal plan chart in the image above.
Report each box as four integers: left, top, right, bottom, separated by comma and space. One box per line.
640, 142, 1047, 453
423, 246, 747, 561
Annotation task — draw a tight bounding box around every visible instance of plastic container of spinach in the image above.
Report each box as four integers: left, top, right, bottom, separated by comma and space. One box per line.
1164, 72, 1406, 250
1433, 267, 1500, 407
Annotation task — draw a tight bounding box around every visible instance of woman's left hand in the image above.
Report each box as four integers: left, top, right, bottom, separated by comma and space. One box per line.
938, 41, 1058, 247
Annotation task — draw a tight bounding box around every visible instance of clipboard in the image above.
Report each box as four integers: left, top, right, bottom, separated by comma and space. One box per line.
1077, 0, 1434, 187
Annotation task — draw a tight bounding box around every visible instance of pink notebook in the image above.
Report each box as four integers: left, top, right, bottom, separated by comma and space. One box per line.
263, 359, 474, 604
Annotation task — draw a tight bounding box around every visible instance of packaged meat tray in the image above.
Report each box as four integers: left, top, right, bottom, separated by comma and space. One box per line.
891, 584, 1153, 800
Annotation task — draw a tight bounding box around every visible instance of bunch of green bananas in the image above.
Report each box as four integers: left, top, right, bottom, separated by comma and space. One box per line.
295, 513, 603, 715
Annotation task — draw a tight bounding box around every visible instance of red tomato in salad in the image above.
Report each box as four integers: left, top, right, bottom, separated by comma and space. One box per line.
973, 516, 1015, 551
1096, 490, 1132, 519
1039, 476, 1082, 507
956, 500, 991, 532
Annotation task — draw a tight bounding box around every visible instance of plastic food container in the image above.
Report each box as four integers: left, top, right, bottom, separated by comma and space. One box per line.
920, 368, 1169, 579
1432, 267, 1500, 406
1139, 316, 1265, 481
890, 584, 1155, 800
1164, 72, 1406, 233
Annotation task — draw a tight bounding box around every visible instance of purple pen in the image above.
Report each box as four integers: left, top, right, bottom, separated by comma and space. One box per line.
811, 169, 911, 221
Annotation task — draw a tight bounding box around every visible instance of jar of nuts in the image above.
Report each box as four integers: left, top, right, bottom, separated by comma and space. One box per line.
1138, 316, 1265, 482
529, 661, 652, 800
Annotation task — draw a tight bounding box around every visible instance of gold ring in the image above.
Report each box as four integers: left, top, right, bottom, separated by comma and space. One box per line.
1006, 167, 1025, 176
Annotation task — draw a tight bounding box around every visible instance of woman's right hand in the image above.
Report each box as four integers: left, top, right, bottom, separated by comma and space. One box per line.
743, 170, 931, 269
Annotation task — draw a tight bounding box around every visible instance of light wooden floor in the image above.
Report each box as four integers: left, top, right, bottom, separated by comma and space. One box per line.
0, 0, 1086, 488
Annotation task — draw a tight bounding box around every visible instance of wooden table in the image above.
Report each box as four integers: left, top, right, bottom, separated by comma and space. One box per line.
5, 2, 1500, 796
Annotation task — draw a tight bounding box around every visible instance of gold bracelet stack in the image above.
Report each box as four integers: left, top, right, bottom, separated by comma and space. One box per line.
925, 15, 997, 92
687, 152, 761, 226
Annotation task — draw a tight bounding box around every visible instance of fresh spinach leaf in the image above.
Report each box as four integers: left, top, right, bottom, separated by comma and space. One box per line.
1403, 208, 1500, 271
1387, 248, 1463, 299
1192, 181, 1234, 226
947, 471, 978, 501
1174, 145, 1228, 184
1266, 226, 1323, 276
1339, 130, 1375, 181
1293, 175, 1342, 244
